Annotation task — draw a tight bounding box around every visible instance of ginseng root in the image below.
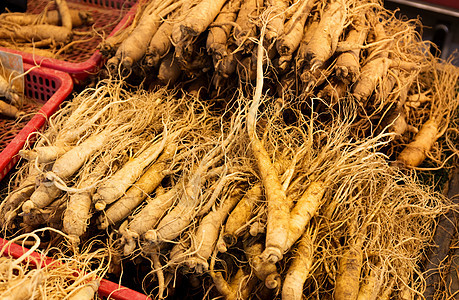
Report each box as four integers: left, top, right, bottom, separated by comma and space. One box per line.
303, 1, 346, 70
223, 183, 262, 248
282, 228, 317, 300
98, 143, 176, 229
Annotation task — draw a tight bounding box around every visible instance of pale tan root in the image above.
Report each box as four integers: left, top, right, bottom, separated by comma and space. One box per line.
0, 9, 92, 27
49, 9, 92, 27
335, 23, 368, 83
0, 99, 23, 118
185, 187, 243, 273
243, 238, 281, 290
250, 136, 290, 264
116, 12, 160, 69
63, 147, 117, 246
62, 192, 91, 246
383, 104, 418, 137
233, 0, 263, 51
352, 57, 392, 102
265, 0, 290, 43
22, 181, 61, 213
223, 183, 262, 247
157, 52, 181, 85
282, 230, 315, 300
0, 166, 38, 225
67, 280, 99, 300
175, 0, 228, 38
356, 264, 384, 300
144, 116, 241, 246
211, 268, 256, 300
396, 118, 438, 167
1, 273, 43, 300
333, 235, 365, 300
145, 21, 174, 68
206, 0, 241, 62
113, 0, 180, 68
366, 23, 391, 60
55, 0, 73, 30
98, 143, 176, 229
151, 251, 165, 300
296, 18, 319, 70
206, 0, 240, 83
93, 137, 168, 211
172, 0, 227, 62
284, 181, 325, 252
276, 0, 315, 71
99, 21, 134, 58
19, 145, 73, 163
1, 24, 73, 43
352, 22, 392, 102
143, 171, 214, 244
0, 74, 20, 104
248, 35, 290, 264
50, 129, 112, 179
303, 1, 346, 70
389, 59, 421, 72
22, 130, 112, 213
122, 187, 179, 255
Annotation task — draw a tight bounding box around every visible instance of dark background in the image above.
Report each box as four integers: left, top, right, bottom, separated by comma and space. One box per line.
384, 0, 459, 64
2, 0, 27, 13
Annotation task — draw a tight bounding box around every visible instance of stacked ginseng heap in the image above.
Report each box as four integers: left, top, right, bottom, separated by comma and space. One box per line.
1, 0, 459, 299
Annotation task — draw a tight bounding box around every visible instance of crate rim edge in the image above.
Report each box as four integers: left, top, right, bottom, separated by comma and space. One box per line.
0, 63, 73, 181
0, 237, 151, 300
0, 63, 73, 180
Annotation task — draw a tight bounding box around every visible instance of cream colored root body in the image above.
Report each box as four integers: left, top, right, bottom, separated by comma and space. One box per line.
98, 143, 176, 229
93, 138, 167, 211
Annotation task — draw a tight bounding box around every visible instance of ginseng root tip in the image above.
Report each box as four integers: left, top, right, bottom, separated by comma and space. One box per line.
95, 201, 106, 211
261, 247, 283, 264
144, 229, 158, 243
22, 200, 35, 214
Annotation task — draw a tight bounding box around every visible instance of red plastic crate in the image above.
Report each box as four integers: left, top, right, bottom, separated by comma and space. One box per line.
0, 237, 150, 300
0, 0, 138, 84
0, 63, 73, 181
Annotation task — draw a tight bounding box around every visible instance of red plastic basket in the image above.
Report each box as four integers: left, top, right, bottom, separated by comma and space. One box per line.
0, 63, 73, 181
0, 0, 138, 84
0, 237, 150, 300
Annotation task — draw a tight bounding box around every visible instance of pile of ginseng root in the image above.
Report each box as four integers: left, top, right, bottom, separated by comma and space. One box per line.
101, 0, 459, 167
0, 54, 457, 299
0, 0, 93, 58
